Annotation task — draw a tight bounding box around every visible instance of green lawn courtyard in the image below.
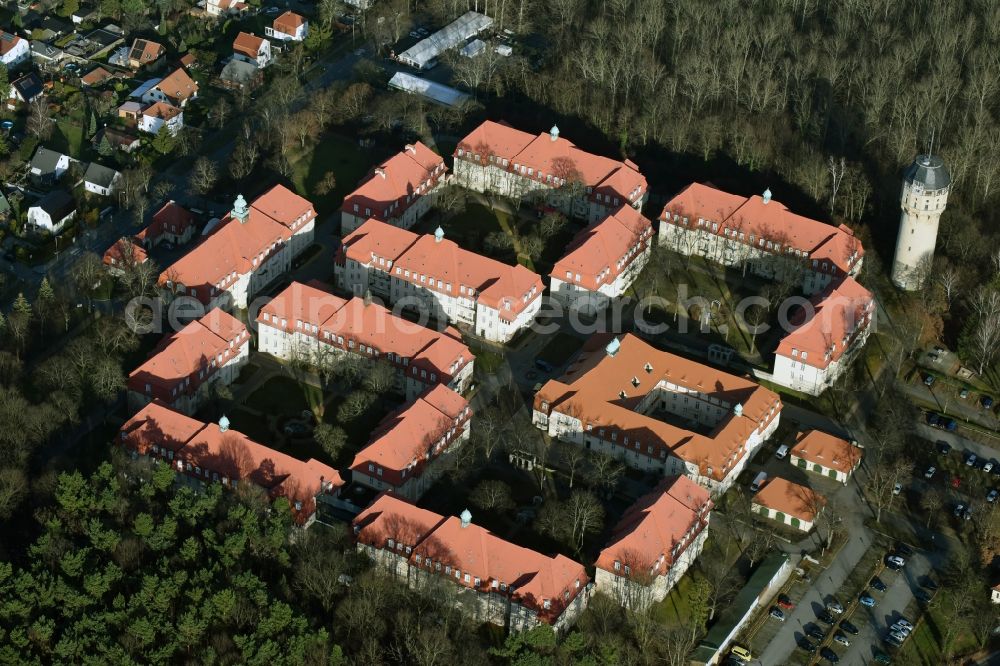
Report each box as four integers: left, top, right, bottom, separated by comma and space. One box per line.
290, 132, 371, 216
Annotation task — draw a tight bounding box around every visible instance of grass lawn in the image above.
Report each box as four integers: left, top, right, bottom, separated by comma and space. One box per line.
896, 591, 980, 665
226, 407, 272, 444
244, 376, 316, 416
537, 332, 583, 367
417, 202, 510, 254
52, 120, 85, 158
651, 570, 702, 626
290, 132, 370, 216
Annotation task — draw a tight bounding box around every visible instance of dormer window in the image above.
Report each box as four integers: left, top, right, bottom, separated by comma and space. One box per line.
644, 363, 653, 373
631, 376, 640, 388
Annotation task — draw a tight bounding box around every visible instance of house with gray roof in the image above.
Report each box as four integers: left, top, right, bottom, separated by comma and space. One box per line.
84, 163, 121, 196
28, 190, 76, 234
29, 147, 71, 187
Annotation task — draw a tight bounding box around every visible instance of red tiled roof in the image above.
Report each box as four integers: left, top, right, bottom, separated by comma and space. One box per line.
596, 476, 712, 576
137, 200, 196, 243
154, 68, 198, 104
353, 493, 589, 622
342, 142, 446, 222
456, 120, 647, 205
790, 430, 861, 475
103, 237, 148, 267
143, 101, 181, 121
127, 307, 248, 404
753, 477, 825, 523
179, 53, 196, 67
234, 31, 266, 58
158, 186, 314, 303
81, 66, 113, 86
660, 183, 864, 275
535, 334, 782, 481
551, 204, 654, 289
120, 401, 342, 524
273, 10, 307, 33
0, 32, 23, 56
351, 384, 471, 487
258, 281, 473, 385
130, 38, 165, 64
776, 276, 874, 370
339, 219, 543, 316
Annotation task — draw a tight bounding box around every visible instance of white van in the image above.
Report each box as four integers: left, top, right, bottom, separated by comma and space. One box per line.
751, 471, 768, 492
775, 445, 789, 460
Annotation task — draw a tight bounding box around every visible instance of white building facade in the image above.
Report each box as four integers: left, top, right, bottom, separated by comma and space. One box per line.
891, 154, 950, 290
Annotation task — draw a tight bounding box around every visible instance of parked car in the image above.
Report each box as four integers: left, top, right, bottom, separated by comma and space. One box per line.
937, 440, 952, 454
967, 453, 978, 467
952, 474, 962, 489
947, 418, 958, 431
839, 619, 859, 635
892, 482, 902, 495
924, 466, 936, 479
884, 633, 904, 648
818, 610, 836, 624
820, 646, 840, 663
890, 622, 911, 636
916, 589, 934, 602
921, 577, 939, 590
986, 460, 996, 473
895, 618, 914, 631
870, 577, 887, 592
769, 607, 785, 621
961, 388, 970, 398
889, 630, 908, 642
826, 600, 844, 614
534, 359, 555, 372
859, 593, 877, 607
983, 396, 995, 409
928, 413, 941, 427
775, 444, 789, 459
895, 542, 914, 556
729, 645, 752, 662
797, 637, 817, 653
806, 624, 825, 640
777, 594, 795, 609
886, 555, 906, 569
924, 374, 935, 386
965, 505, 973, 520
955, 503, 967, 518
988, 489, 998, 503
873, 649, 892, 664
833, 632, 850, 647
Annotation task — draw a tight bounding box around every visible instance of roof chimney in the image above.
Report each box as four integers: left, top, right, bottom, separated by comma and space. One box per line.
733, 403, 743, 417
762, 188, 772, 204
374, 167, 386, 179
434, 226, 444, 243
605, 337, 621, 357
219, 414, 230, 432
404, 144, 416, 155
550, 125, 560, 142
232, 194, 249, 223
460, 508, 472, 528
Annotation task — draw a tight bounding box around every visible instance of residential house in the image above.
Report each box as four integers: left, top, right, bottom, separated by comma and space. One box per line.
30, 41, 64, 68
351, 384, 472, 500
233, 32, 271, 69
340, 141, 448, 234
139, 101, 183, 136
158, 187, 316, 310
595, 476, 713, 610
179, 52, 196, 69
219, 58, 262, 91
353, 494, 591, 633
266, 11, 309, 41
27, 190, 76, 234
140, 68, 198, 107
83, 162, 121, 196
256, 281, 474, 402
789, 430, 862, 484
92, 126, 141, 153
136, 200, 197, 248
117, 100, 144, 124
658, 183, 864, 295
992, 583, 1000, 604
29, 147, 71, 186
336, 220, 544, 343
103, 237, 148, 276
8, 71, 44, 108
772, 276, 875, 395
128, 38, 165, 69
453, 120, 648, 222
119, 401, 342, 526
0, 32, 29, 67
751, 477, 824, 532
81, 66, 113, 87
533, 334, 783, 495
206, 0, 249, 17
127, 307, 250, 415
550, 204, 655, 315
